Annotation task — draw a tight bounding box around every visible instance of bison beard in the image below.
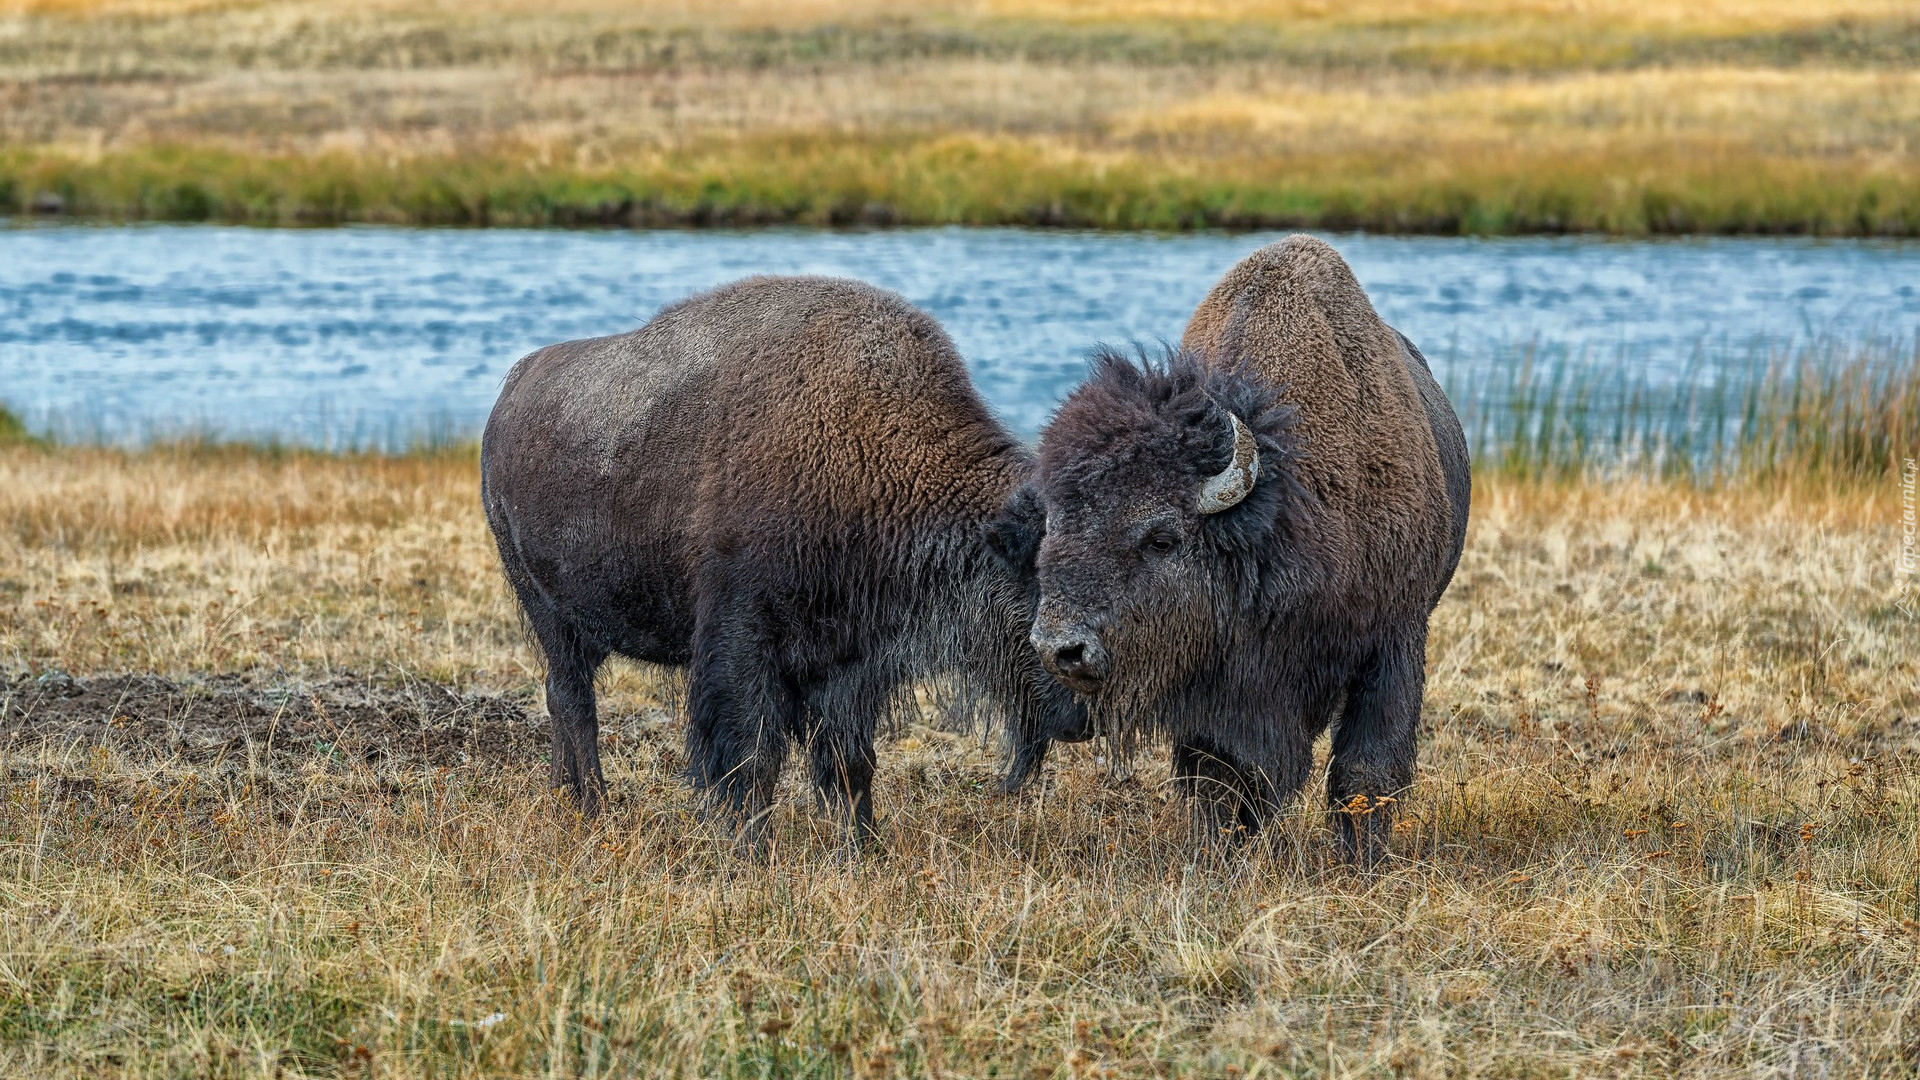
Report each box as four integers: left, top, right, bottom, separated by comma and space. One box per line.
1023, 236, 1469, 864
480, 275, 1086, 851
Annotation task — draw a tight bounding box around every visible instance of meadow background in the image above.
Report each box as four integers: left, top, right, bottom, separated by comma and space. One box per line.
2, 0, 1920, 232
4, 1, 1920, 1077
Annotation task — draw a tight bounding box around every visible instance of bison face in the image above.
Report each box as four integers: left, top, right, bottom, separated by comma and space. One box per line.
1030, 496, 1216, 698
1026, 348, 1301, 708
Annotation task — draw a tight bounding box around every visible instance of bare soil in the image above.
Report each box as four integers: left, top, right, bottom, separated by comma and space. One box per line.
0, 669, 548, 772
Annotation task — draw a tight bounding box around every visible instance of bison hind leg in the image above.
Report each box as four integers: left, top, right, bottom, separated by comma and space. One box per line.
530, 611, 610, 814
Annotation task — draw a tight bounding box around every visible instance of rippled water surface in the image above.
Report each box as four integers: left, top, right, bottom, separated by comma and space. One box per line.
2, 223, 1916, 446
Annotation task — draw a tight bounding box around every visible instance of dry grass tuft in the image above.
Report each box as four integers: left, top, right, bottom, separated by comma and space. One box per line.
3, 444, 1916, 1076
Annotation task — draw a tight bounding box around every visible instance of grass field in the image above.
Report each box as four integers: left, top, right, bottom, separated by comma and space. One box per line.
2, 409, 1918, 1076
2, 0, 1918, 231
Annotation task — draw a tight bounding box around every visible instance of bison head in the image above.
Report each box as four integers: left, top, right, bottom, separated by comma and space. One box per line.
1009, 348, 1306, 712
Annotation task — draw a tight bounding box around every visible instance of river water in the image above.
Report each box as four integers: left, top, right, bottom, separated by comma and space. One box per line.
1, 223, 1915, 447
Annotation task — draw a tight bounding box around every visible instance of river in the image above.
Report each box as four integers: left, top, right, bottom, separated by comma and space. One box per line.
2, 223, 1915, 447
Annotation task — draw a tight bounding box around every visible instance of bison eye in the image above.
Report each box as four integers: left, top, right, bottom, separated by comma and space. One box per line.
1142, 532, 1178, 556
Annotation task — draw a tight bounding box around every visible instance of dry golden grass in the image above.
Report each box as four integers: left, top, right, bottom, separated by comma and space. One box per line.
9, 0, 1916, 32
983, 0, 1920, 31
3, 0, 1917, 230
13, 61, 1916, 164
0, 447, 526, 683
1114, 69, 1920, 159
3, 443, 1917, 1076
0, 0, 913, 18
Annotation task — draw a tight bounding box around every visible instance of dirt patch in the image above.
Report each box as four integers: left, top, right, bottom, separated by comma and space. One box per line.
1, 670, 548, 770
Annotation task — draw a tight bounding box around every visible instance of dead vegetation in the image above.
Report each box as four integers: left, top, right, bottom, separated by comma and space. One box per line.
1, 442, 1916, 1076
3, 0, 1917, 230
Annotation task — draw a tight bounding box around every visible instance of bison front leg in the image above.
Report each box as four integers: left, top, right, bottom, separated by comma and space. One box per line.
1328, 631, 1424, 867
1002, 728, 1051, 795
1173, 739, 1282, 847
802, 669, 888, 851
807, 722, 878, 851
1003, 683, 1091, 794
686, 627, 797, 857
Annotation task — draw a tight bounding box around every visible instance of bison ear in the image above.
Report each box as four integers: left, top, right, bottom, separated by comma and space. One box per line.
983, 484, 1045, 573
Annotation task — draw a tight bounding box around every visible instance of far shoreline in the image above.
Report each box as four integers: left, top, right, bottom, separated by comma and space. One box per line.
6, 141, 1918, 239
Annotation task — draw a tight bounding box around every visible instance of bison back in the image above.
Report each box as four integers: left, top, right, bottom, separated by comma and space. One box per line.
481, 275, 1023, 663
1180, 236, 1460, 621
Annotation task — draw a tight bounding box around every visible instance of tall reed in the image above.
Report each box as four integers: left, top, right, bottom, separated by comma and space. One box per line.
1447, 335, 1920, 483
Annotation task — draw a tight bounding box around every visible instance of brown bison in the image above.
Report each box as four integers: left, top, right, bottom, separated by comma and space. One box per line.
480, 275, 1086, 846
1008, 236, 1469, 862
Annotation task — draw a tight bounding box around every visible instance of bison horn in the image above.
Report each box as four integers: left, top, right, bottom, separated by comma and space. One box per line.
1196, 406, 1259, 514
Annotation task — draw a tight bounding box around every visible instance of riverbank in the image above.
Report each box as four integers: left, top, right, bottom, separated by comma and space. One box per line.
5, 0, 1918, 234
10, 136, 1920, 234
2, 442, 1915, 1077
8, 319, 1916, 480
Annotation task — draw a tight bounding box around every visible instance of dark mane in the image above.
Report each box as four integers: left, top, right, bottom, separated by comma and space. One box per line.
1042, 343, 1310, 558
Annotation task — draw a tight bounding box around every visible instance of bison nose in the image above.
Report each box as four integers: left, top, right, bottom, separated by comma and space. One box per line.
1033, 628, 1110, 693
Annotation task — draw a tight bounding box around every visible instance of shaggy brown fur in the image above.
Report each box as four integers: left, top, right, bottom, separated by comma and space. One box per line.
1181, 235, 1468, 613
481, 275, 1084, 844
1018, 235, 1468, 862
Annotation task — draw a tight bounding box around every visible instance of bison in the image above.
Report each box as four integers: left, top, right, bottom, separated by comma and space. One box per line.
481, 275, 1086, 846
1006, 236, 1469, 863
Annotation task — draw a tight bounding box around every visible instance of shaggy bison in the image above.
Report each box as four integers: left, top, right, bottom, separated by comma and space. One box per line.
481, 276, 1085, 845
1009, 236, 1469, 862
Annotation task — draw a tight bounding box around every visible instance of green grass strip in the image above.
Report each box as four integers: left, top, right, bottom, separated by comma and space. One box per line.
5, 138, 1918, 236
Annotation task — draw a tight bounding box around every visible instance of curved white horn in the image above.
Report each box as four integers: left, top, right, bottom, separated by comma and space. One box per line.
1196, 408, 1259, 514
